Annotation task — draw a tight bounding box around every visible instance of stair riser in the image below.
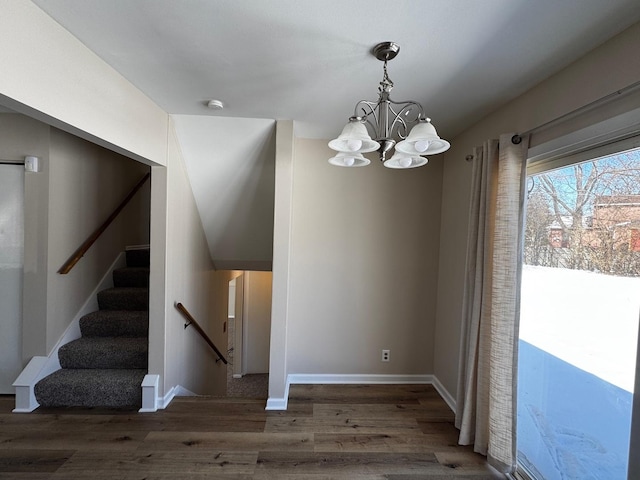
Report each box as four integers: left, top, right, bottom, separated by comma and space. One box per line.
34, 369, 146, 408
58, 338, 148, 369
126, 249, 150, 268
80, 312, 148, 338
37, 392, 143, 408
98, 290, 149, 311
113, 268, 150, 288
59, 352, 147, 369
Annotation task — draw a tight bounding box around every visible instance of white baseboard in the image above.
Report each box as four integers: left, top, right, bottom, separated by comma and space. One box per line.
266, 373, 456, 412
265, 397, 288, 410
158, 385, 177, 410
265, 380, 291, 411
431, 376, 456, 413
174, 385, 197, 397
288, 373, 433, 385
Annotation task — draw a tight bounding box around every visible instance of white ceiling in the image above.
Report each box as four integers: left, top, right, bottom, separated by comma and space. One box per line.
31, 0, 640, 141
27, 0, 640, 269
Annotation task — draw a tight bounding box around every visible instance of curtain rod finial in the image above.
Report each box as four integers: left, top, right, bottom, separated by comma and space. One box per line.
511, 134, 522, 145
465, 155, 474, 162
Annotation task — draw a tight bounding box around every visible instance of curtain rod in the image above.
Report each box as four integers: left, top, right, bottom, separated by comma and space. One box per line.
511, 79, 640, 145
0, 159, 25, 165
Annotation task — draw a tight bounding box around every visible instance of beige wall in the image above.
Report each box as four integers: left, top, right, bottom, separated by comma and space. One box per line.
159, 122, 226, 396
0, 4, 222, 398
0, 1, 167, 166
434, 22, 640, 473
243, 271, 272, 374
285, 138, 443, 375
46, 127, 150, 352
435, 22, 640, 395
0, 114, 150, 360
0, 114, 50, 362
268, 121, 295, 405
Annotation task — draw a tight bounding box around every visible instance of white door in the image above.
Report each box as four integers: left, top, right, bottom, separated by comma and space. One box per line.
0, 164, 24, 393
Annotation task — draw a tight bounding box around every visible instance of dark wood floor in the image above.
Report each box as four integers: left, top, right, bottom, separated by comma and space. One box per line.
0, 384, 502, 479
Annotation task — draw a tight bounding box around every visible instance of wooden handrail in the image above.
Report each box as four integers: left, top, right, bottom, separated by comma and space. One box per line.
58, 172, 151, 274
175, 302, 228, 365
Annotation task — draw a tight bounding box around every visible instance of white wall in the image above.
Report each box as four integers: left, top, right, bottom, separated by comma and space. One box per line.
285, 138, 443, 375
434, 21, 640, 399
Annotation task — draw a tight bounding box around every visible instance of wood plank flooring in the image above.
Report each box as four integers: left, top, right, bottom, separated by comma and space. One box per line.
0, 384, 503, 479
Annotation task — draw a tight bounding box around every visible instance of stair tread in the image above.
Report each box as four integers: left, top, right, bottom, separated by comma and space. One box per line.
35, 368, 146, 408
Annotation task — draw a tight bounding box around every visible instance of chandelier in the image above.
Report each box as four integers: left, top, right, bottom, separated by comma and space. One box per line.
328, 42, 450, 169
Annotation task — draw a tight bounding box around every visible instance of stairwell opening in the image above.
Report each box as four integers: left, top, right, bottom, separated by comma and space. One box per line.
225, 271, 272, 398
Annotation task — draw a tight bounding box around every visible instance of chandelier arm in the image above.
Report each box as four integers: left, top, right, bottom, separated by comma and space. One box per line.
350, 98, 426, 142
388, 108, 410, 139
354, 99, 379, 120
354, 99, 381, 135
385, 100, 425, 140
387, 99, 425, 118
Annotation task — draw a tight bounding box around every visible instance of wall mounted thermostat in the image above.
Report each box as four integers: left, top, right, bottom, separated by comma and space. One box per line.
24, 155, 39, 173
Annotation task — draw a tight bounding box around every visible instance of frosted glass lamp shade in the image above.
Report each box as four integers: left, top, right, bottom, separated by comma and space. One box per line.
328, 151, 371, 167
329, 118, 380, 154
395, 118, 450, 156
383, 153, 428, 169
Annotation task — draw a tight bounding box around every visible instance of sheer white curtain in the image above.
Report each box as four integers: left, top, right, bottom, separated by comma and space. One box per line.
455, 133, 529, 474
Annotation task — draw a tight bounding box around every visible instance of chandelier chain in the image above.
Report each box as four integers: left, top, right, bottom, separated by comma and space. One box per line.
380, 60, 394, 91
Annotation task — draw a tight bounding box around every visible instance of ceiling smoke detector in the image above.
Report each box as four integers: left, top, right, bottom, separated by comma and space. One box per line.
207, 99, 224, 110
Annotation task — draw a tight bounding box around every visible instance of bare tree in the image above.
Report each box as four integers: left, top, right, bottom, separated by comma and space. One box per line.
524, 182, 554, 266
526, 151, 640, 275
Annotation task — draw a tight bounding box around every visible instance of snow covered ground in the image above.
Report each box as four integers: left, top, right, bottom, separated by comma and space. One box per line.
520, 265, 640, 393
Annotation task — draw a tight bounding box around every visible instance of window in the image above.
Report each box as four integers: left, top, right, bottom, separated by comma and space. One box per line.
517, 146, 640, 479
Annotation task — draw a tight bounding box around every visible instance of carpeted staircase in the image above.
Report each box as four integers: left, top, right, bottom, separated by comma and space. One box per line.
34, 248, 149, 409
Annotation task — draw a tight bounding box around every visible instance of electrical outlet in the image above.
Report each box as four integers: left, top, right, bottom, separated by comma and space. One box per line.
382, 349, 390, 362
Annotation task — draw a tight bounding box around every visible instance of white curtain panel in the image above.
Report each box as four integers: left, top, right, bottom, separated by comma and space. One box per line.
455, 133, 529, 473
